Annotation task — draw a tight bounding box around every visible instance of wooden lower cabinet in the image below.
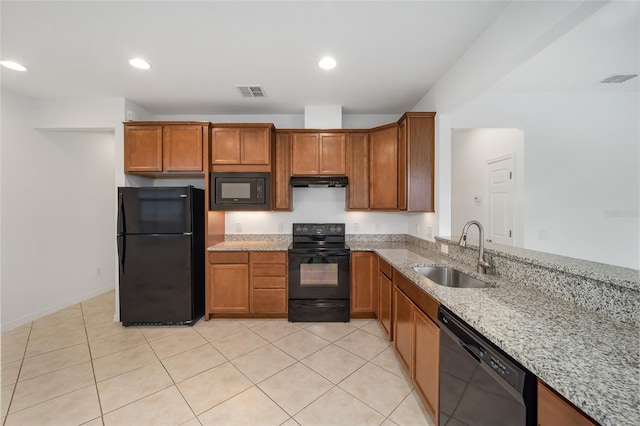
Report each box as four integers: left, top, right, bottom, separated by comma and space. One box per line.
538, 381, 596, 426
207, 250, 287, 317
250, 251, 287, 314
378, 270, 393, 340
413, 307, 440, 424
209, 263, 249, 314
350, 252, 376, 316
393, 287, 414, 373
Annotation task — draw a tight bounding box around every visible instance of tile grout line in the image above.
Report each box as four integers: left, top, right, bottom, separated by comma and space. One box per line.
80, 301, 106, 425
2, 321, 33, 426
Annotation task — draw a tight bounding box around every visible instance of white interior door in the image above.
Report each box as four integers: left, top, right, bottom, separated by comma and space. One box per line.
486, 155, 514, 245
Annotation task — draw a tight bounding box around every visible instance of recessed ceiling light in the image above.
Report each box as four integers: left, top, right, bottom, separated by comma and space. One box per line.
0, 60, 27, 71
318, 56, 337, 70
129, 58, 151, 70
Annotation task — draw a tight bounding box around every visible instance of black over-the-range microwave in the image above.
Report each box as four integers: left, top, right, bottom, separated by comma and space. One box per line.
210, 172, 270, 211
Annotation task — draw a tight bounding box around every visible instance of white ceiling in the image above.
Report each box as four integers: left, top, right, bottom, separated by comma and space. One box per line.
1, 1, 637, 116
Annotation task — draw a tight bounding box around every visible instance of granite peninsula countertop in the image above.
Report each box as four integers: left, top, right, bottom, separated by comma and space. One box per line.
209, 239, 639, 425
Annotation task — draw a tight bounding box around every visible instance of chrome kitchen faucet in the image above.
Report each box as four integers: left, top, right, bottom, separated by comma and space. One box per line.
458, 220, 492, 274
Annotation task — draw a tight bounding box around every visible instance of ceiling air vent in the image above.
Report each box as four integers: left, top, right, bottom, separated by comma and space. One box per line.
236, 85, 266, 98
600, 74, 637, 84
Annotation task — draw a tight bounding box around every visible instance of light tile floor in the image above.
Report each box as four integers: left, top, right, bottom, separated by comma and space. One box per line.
1, 291, 435, 426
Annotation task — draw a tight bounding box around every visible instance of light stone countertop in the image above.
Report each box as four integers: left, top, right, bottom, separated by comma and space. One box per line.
207, 240, 291, 251
209, 239, 639, 425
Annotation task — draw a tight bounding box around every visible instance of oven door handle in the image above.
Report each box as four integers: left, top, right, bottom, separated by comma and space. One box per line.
289, 251, 350, 257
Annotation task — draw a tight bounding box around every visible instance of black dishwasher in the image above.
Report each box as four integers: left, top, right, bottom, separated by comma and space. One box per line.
438, 306, 536, 425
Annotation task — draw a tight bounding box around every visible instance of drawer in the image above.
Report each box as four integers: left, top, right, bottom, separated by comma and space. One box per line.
252, 264, 287, 277
379, 257, 392, 278
251, 251, 287, 263
252, 276, 286, 289
209, 251, 249, 264
252, 289, 287, 313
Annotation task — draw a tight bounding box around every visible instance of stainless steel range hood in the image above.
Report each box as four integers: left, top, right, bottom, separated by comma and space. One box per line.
290, 176, 348, 188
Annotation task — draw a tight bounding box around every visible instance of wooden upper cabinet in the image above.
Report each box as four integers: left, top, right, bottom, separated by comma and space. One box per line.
241, 128, 270, 164
124, 123, 206, 175
273, 131, 292, 211
211, 126, 271, 166
291, 133, 319, 175
319, 133, 346, 174
369, 125, 398, 210
398, 112, 435, 212
346, 133, 369, 210
211, 128, 241, 164
163, 125, 204, 172
124, 125, 163, 172
291, 132, 346, 175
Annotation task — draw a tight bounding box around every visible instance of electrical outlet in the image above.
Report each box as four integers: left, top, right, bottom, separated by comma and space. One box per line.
354, 223, 360, 233
235, 222, 242, 233
96, 267, 101, 277
427, 226, 433, 239
440, 244, 449, 255
277, 222, 284, 233
415, 224, 420, 235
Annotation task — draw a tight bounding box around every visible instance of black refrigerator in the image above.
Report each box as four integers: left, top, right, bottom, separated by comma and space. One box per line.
117, 186, 205, 326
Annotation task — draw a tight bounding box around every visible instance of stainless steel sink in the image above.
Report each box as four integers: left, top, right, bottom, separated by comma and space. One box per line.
412, 266, 491, 289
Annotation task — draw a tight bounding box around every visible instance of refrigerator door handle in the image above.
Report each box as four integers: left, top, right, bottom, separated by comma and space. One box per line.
180, 194, 188, 198
117, 192, 125, 235
183, 232, 193, 236
118, 235, 126, 271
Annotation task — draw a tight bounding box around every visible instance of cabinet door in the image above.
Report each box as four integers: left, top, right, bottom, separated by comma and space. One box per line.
319, 133, 346, 175
538, 381, 596, 426
124, 125, 163, 172
378, 272, 393, 340
252, 289, 287, 313
240, 128, 270, 165
350, 252, 375, 315
274, 132, 292, 211
397, 118, 407, 210
209, 264, 249, 313
394, 287, 413, 373
369, 126, 398, 209
211, 128, 241, 164
163, 125, 204, 172
413, 308, 439, 424
346, 133, 369, 209
291, 133, 319, 175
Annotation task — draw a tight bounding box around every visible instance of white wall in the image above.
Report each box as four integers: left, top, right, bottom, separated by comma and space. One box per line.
1, 89, 121, 330
451, 128, 525, 246
153, 113, 401, 130
450, 90, 639, 269
226, 188, 412, 235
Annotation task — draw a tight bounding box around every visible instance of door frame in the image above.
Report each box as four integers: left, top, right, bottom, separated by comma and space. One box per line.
484, 153, 517, 246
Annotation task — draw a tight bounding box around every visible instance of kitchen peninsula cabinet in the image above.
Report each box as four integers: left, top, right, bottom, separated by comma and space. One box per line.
350, 252, 376, 317
538, 381, 596, 426
393, 286, 413, 372
413, 306, 439, 423
369, 125, 398, 210
291, 132, 346, 175
124, 122, 207, 176
210, 124, 273, 171
393, 270, 440, 424
208, 252, 250, 314
378, 257, 394, 340
346, 133, 369, 210
273, 131, 292, 211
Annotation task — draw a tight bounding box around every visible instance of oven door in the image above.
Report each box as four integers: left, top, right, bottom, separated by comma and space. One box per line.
288, 250, 350, 300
